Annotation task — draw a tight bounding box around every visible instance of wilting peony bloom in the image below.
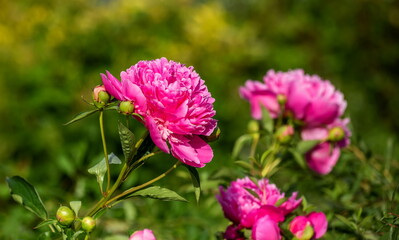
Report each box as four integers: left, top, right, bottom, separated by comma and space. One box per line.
289, 212, 328, 239
239, 69, 347, 127
252, 215, 282, 240
302, 118, 351, 175
216, 177, 301, 228
101, 58, 217, 167
129, 229, 156, 240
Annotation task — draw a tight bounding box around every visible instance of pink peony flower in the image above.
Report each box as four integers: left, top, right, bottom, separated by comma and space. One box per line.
216, 177, 301, 228
101, 58, 217, 167
251, 215, 282, 240
129, 229, 156, 240
289, 212, 328, 239
302, 118, 351, 175
239, 69, 347, 126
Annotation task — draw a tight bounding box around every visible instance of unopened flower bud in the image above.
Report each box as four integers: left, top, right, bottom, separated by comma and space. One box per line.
202, 127, 221, 142
56, 206, 75, 226
92, 85, 110, 107
119, 101, 135, 115
328, 127, 345, 142
248, 120, 259, 133
277, 94, 287, 105
300, 224, 315, 240
81, 216, 96, 232
275, 125, 294, 144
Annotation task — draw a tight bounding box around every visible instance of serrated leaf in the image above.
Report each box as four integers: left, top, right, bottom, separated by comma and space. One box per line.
184, 165, 201, 203
297, 140, 320, 154
70, 201, 81, 217
232, 134, 252, 159
6, 176, 48, 219
128, 186, 187, 202
88, 153, 122, 187
118, 122, 136, 161
261, 107, 274, 133
35, 219, 57, 229
64, 109, 99, 126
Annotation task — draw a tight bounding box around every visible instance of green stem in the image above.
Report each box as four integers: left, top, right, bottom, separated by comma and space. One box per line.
99, 110, 111, 193
105, 160, 181, 206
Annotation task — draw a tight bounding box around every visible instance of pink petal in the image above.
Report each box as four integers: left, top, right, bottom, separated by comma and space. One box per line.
146, 117, 169, 154
279, 192, 302, 215
305, 99, 340, 126
241, 205, 284, 228
308, 212, 328, 239
301, 127, 329, 141
101, 71, 123, 100
170, 135, 213, 168
129, 229, 156, 240
122, 80, 147, 114
289, 216, 311, 239
306, 143, 340, 175
286, 83, 311, 120
252, 216, 281, 240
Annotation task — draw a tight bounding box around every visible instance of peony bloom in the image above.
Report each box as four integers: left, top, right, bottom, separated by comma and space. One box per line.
216, 177, 301, 228
302, 118, 351, 175
129, 229, 156, 240
239, 69, 347, 127
101, 58, 217, 167
289, 212, 328, 239
252, 215, 282, 240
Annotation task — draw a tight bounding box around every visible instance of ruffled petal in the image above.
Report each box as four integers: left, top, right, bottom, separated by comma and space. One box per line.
251, 215, 281, 240
146, 117, 169, 154
170, 135, 213, 168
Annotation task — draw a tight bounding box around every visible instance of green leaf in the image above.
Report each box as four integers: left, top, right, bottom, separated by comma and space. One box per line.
232, 134, 252, 159
88, 153, 122, 187
261, 107, 274, 133
118, 122, 136, 162
71, 231, 85, 240
184, 165, 201, 203
6, 176, 48, 219
34, 219, 57, 229
130, 134, 155, 165
235, 160, 253, 170
260, 149, 273, 165
69, 201, 81, 217
128, 186, 187, 202
289, 149, 307, 169
296, 140, 320, 154
63, 109, 99, 126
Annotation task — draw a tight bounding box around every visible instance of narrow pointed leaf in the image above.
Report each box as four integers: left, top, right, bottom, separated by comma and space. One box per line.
88, 153, 122, 187
34, 219, 57, 229
128, 186, 187, 202
118, 122, 136, 161
6, 176, 48, 219
289, 149, 307, 169
235, 160, 253, 170
184, 165, 201, 203
261, 107, 274, 133
64, 109, 99, 126
232, 134, 252, 159
130, 134, 155, 166
297, 140, 320, 154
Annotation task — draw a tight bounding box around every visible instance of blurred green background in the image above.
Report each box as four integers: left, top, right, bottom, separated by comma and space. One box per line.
1, 0, 399, 239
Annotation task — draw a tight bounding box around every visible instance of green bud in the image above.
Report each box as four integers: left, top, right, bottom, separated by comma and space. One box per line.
275, 125, 294, 144
119, 101, 135, 115
56, 206, 75, 226
248, 120, 259, 133
92, 85, 110, 108
201, 127, 221, 142
328, 127, 345, 142
300, 223, 315, 240
81, 216, 96, 233
277, 94, 287, 105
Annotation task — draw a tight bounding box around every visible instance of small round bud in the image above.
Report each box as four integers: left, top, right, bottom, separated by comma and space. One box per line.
119, 101, 135, 115
275, 125, 294, 144
248, 120, 259, 133
201, 127, 221, 142
56, 206, 75, 226
328, 127, 345, 142
277, 94, 287, 105
81, 216, 96, 233
300, 223, 315, 240
92, 85, 110, 107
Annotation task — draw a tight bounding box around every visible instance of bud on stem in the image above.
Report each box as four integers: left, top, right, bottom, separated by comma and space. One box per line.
56, 206, 76, 226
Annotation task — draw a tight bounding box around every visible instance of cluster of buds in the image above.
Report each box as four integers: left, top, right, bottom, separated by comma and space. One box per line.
56, 206, 96, 233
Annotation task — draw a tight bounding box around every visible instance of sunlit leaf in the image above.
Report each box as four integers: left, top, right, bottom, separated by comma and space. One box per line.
88, 153, 122, 187
63, 109, 99, 126
6, 176, 48, 219
70, 201, 81, 217
118, 122, 136, 162
296, 140, 320, 154
128, 186, 187, 202
184, 165, 201, 203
